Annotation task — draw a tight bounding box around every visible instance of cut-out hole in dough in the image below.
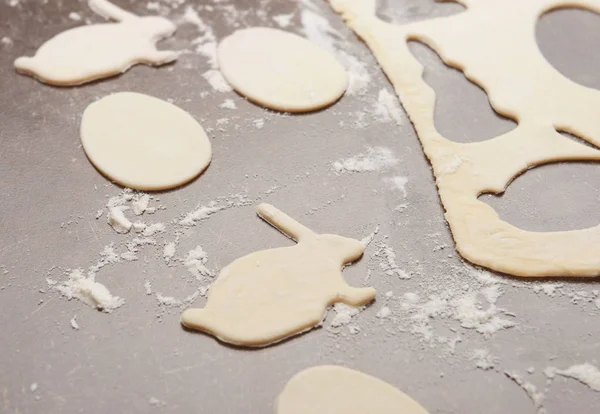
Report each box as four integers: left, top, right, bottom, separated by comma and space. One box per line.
480, 162, 600, 232
407, 41, 517, 143
537, 7, 600, 90
376, 0, 465, 24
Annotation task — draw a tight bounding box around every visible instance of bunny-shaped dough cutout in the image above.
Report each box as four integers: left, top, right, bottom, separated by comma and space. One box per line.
14, 0, 179, 86
181, 204, 376, 347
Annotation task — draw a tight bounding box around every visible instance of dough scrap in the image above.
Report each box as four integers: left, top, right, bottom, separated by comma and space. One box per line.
217, 27, 349, 112
328, 0, 600, 277
81, 92, 211, 191
14, 0, 178, 86
276, 365, 429, 414
180, 204, 376, 347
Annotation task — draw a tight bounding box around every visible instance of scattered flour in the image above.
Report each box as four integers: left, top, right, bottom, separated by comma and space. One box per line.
253, 118, 265, 129
107, 206, 132, 234
332, 147, 398, 174
132, 221, 147, 233
384, 176, 409, 198
30, 383, 38, 393
1, 36, 13, 46
146, 2, 160, 11
373, 242, 410, 279
219, 99, 237, 109
398, 269, 516, 345
132, 194, 151, 216
149, 397, 167, 407
546, 363, 600, 392
183, 246, 214, 279
143, 223, 166, 237
144, 280, 153, 295
68, 12, 82, 21
372, 89, 404, 125
179, 202, 228, 226
164, 242, 176, 264
360, 225, 380, 247
148, 397, 166, 407
300, 1, 371, 96
179, 194, 249, 226
471, 349, 498, 370
156, 289, 201, 308
70, 315, 80, 330
203, 69, 233, 93
50, 268, 124, 313
329, 303, 361, 329
505, 371, 546, 414
273, 13, 294, 28
376, 306, 391, 319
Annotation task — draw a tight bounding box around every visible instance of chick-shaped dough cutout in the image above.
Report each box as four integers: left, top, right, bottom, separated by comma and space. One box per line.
276, 365, 430, 414
14, 0, 178, 86
181, 204, 376, 347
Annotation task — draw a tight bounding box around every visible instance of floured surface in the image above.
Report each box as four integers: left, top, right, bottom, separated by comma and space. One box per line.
14, 0, 179, 85
328, 0, 600, 277
276, 365, 429, 414
2, 1, 600, 413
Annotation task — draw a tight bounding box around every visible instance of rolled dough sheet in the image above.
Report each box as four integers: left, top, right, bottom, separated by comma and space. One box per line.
81, 92, 211, 191
218, 27, 349, 113
14, 0, 178, 86
328, 0, 600, 277
181, 203, 376, 347
276, 365, 430, 414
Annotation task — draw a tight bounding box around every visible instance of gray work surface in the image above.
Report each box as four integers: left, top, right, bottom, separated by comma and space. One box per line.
1, 1, 600, 413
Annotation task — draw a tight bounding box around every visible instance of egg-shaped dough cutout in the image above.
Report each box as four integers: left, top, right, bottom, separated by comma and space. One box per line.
217, 27, 348, 113
81, 92, 211, 191
276, 366, 430, 414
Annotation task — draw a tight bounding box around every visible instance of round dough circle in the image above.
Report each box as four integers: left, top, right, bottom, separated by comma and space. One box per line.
81, 92, 211, 191
218, 27, 349, 113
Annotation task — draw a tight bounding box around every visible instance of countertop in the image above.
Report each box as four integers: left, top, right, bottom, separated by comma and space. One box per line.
1, 0, 600, 413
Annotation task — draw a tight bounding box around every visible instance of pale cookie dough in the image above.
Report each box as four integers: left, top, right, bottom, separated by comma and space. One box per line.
181, 204, 376, 347
276, 365, 430, 414
329, 0, 600, 277
217, 27, 348, 112
14, 0, 178, 86
81, 92, 211, 191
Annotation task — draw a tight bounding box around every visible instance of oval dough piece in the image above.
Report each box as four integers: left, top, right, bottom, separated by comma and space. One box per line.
81, 92, 211, 191
276, 366, 430, 414
217, 27, 348, 112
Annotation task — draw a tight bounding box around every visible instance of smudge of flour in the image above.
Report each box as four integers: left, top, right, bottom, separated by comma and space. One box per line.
505, 371, 546, 414
545, 363, 600, 392
332, 147, 398, 174
300, 0, 371, 96
372, 89, 404, 125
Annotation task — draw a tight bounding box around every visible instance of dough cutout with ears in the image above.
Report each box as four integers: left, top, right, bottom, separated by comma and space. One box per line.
181, 204, 376, 347
15, 0, 178, 86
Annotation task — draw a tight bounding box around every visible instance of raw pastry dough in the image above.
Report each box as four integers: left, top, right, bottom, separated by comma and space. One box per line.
81, 92, 211, 191
181, 204, 376, 347
329, 0, 600, 277
276, 365, 430, 414
14, 0, 178, 86
217, 27, 348, 112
